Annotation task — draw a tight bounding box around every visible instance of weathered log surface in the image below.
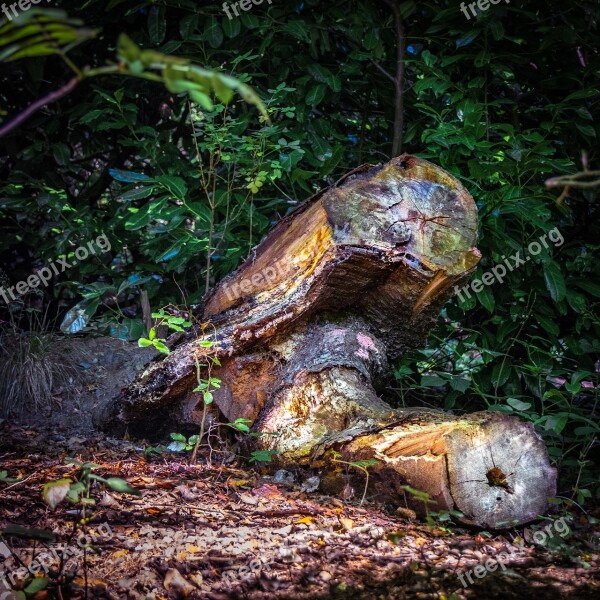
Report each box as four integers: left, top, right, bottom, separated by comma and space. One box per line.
101, 155, 557, 528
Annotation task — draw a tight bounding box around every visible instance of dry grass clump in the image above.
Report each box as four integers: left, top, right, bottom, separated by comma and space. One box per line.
0, 310, 75, 418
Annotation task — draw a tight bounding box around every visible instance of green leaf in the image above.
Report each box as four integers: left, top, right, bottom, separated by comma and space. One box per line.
105, 477, 141, 496
66, 481, 86, 503
448, 376, 471, 392
492, 361, 512, 388
170, 433, 187, 442
233, 418, 252, 433
536, 313, 560, 335
118, 186, 154, 202
400, 485, 435, 504
305, 84, 327, 106
167, 441, 187, 452
155, 175, 187, 201
0, 470, 19, 483
53, 143, 71, 166
25, 577, 48, 593
42, 478, 72, 510
249, 450, 279, 463
1, 524, 56, 543
349, 459, 378, 469
124, 203, 155, 231
138, 338, 152, 348
204, 18, 223, 48
283, 20, 311, 43
222, 15, 241, 38
307, 64, 341, 92
189, 89, 214, 110
575, 123, 596, 138
507, 398, 532, 411
543, 261, 566, 302
148, 6, 166, 45
421, 375, 446, 387
117, 33, 141, 63
212, 75, 234, 104
180, 14, 199, 39
153, 340, 170, 354
573, 279, 600, 297
203, 391, 214, 405
477, 285, 495, 313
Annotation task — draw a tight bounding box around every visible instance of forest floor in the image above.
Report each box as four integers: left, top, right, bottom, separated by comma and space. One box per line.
0, 424, 599, 600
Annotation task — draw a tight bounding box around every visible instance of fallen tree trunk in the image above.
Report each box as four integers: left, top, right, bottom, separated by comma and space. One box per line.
101, 155, 557, 528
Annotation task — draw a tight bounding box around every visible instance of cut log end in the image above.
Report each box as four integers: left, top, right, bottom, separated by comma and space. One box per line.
444, 413, 558, 528
334, 411, 558, 528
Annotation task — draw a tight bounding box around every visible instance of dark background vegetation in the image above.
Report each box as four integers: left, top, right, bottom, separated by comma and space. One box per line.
0, 0, 598, 508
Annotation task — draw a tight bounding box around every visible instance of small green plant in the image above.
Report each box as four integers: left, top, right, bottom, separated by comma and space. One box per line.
0, 524, 56, 598
0, 460, 140, 599
167, 433, 199, 452
331, 452, 378, 505
141, 309, 224, 464
428, 509, 465, 531
249, 449, 280, 463
0, 470, 20, 483
138, 308, 192, 355
399, 485, 437, 525
42, 459, 140, 513
144, 309, 278, 465
143, 445, 166, 457
190, 334, 222, 463
228, 417, 253, 433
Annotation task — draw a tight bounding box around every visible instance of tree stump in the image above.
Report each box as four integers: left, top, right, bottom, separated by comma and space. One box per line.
102, 155, 557, 528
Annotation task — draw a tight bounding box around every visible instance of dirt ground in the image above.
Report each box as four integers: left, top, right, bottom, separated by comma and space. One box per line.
0, 423, 598, 600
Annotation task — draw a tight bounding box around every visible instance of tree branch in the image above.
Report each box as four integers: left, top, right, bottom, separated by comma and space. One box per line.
0, 77, 80, 139
383, 0, 406, 157
370, 59, 396, 84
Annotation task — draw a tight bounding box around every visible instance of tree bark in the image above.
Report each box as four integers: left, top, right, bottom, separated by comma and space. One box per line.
101, 155, 557, 527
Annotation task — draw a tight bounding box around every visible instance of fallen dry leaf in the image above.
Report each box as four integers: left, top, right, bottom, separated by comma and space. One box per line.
240, 492, 259, 505
230, 479, 250, 487
252, 484, 284, 499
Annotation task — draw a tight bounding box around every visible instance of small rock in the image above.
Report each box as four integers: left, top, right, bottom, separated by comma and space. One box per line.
320, 571, 333, 581
396, 507, 417, 520
341, 484, 354, 500
301, 476, 320, 493
99, 491, 119, 508
164, 568, 195, 597
274, 524, 293, 536
273, 469, 295, 485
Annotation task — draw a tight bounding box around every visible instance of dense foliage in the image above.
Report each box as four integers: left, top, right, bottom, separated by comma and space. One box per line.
1, 0, 598, 504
